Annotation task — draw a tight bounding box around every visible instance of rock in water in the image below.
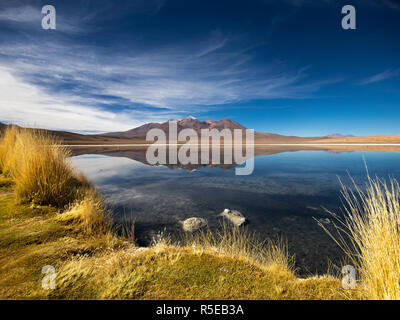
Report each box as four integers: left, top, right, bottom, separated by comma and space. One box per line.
220, 209, 246, 226
180, 217, 207, 232
319, 218, 331, 225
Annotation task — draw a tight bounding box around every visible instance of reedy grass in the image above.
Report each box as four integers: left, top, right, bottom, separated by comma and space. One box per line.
56, 189, 114, 236
0, 126, 114, 238
0, 126, 91, 207
175, 223, 294, 272
0, 125, 18, 175
319, 175, 400, 299
51, 233, 361, 300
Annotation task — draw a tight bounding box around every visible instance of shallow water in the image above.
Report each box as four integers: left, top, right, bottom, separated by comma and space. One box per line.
71, 149, 400, 275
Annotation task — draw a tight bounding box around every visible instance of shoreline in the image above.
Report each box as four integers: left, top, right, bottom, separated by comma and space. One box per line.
1, 127, 397, 299
65, 143, 400, 147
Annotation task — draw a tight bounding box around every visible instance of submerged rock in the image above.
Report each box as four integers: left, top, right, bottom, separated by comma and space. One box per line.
220, 209, 246, 226
180, 217, 208, 232
319, 218, 331, 225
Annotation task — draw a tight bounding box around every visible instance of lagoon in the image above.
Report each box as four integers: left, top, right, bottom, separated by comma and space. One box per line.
71, 148, 400, 275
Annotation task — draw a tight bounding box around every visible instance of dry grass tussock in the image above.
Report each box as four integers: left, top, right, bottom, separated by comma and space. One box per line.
0, 126, 113, 236
57, 189, 114, 236
0, 126, 91, 207
320, 175, 400, 299
52, 234, 363, 300
155, 223, 295, 272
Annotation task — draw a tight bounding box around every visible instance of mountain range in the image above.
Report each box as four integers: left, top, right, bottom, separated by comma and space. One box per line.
100, 116, 247, 139
324, 133, 355, 138
0, 117, 322, 144
2, 117, 400, 145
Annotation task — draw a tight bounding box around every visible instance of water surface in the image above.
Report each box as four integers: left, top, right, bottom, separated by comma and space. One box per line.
71, 149, 400, 275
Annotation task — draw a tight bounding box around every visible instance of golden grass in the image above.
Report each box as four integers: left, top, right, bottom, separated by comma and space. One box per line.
51, 242, 360, 300
56, 223, 299, 299
0, 125, 18, 175
176, 223, 294, 272
56, 189, 113, 236
320, 176, 400, 299
51, 245, 293, 299
0, 125, 114, 240
0, 126, 91, 207
0, 191, 128, 299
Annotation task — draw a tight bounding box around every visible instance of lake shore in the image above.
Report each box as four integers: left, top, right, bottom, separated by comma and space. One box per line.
0, 126, 366, 299
2, 126, 399, 299
0, 175, 364, 299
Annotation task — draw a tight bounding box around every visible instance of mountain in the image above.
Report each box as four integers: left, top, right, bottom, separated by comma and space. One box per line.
325, 133, 355, 138
1, 117, 313, 144
101, 117, 247, 139
102, 122, 162, 138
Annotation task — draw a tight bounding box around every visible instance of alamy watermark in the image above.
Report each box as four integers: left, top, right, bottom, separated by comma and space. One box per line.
342, 5, 356, 30
41, 5, 56, 30
41, 265, 56, 290
40, 4, 356, 31
145, 120, 255, 175
341, 265, 357, 289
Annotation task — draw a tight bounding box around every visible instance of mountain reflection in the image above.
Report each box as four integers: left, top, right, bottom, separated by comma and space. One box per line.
70, 145, 354, 171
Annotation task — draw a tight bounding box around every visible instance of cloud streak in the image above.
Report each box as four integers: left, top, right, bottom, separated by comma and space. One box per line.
359, 69, 400, 85
0, 66, 146, 132
0, 31, 334, 132
0, 1, 341, 133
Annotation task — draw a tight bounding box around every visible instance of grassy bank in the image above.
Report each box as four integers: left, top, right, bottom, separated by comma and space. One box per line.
0, 185, 361, 299
1, 181, 363, 299
0, 127, 374, 299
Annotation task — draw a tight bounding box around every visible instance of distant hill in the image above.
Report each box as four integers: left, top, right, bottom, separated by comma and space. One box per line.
325, 133, 355, 138
98, 117, 331, 143
0, 122, 132, 144
2, 119, 400, 145
1, 118, 315, 144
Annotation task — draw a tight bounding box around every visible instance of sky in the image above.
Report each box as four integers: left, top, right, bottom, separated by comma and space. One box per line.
0, 0, 399, 136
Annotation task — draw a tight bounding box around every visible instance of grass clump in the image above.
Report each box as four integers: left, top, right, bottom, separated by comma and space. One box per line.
52, 240, 358, 300
49, 224, 302, 299
51, 245, 295, 299
0, 125, 18, 175
321, 176, 400, 299
0, 126, 90, 207
56, 189, 113, 236
177, 224, 294, 272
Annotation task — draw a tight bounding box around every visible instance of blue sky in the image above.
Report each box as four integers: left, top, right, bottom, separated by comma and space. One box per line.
0, 0, 399, 136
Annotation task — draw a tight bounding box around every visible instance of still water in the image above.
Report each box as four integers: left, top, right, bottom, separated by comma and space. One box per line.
71, 149, 400, 275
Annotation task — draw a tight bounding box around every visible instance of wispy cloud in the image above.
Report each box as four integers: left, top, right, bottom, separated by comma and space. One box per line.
0, 5, 40, 23
0, 66, 148, 133
0, 1, 339, 133
358, 68, 400, 85
0, 27, 336, 132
